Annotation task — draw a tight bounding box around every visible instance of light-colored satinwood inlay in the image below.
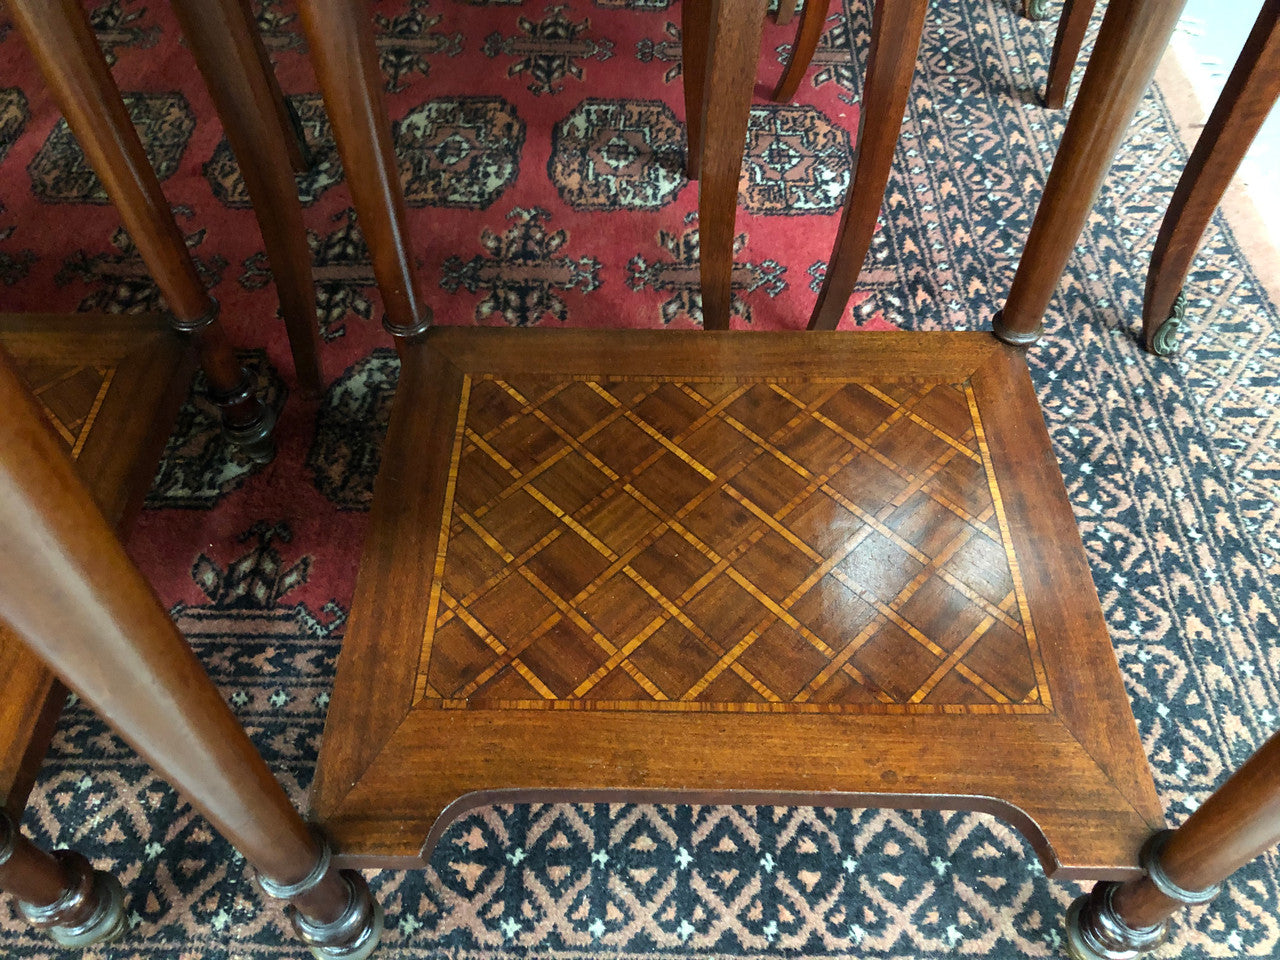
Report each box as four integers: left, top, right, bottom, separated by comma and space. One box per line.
413, 372, 1052, 714
20, 361, 117, 460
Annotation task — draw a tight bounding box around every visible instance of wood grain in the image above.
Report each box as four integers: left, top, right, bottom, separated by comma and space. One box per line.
0, 313, 191, 816
996, 0, 1189, 342
1143, 0, 1280, 352
311, 330, 1160, 879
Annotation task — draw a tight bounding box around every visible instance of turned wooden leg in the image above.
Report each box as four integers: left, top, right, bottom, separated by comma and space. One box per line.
295, 0, 432, 353
776, 0, 799, 27
698, 0, 769, 330
1045, 0, 1098, 109
1065, 729, 1280, 959
1142, 0, 1280, 356
681, 0, 712, 179
0, 346, 382, 960
8, 0, 276, 463
772, 0, 832, 102
170, 0, 324, 397
808, 0, 927, 330
0, 810, 127, 948
993, 0, 1188, 345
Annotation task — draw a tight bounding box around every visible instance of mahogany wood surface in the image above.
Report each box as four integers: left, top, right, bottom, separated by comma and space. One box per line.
0, 342, 382, 955
0, 812, 71, 910
296, 0, 433, 346
1045, 0, 1098, 110
6, 0, 275, 459
1114, 729, 1280, 927
696, 0, 770, 330
169, 0, 324, 396
0, 809, 128, 946
1066, 729, 1280, 959
772, 0, 833, 102
680, 0, 711, 180
1143, 0, 1280, 354
808, 0, 928, 330
312, 329, 1162, 878
237, 0, 310, 175
0, 313, 191, 818
995, 0, 1189, 343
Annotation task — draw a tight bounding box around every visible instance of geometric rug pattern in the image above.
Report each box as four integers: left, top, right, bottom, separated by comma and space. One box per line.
0, 0, 1277, 956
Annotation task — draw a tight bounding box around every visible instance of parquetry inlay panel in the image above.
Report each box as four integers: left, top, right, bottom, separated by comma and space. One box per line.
16, 360, 116, 460
414, 373, 1052, 714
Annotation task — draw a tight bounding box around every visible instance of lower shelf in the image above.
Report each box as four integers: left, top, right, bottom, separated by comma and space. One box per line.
311, 328, 1162, 879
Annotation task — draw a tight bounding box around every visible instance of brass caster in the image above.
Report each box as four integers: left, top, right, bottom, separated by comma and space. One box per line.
1146, 291, 1186, 357
1024, 0, 1053, 21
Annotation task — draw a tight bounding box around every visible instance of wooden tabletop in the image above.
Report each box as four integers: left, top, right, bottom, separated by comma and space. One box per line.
311, 328, 1162, 880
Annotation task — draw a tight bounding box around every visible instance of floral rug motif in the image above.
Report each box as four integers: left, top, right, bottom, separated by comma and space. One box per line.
0, 0, 1277, 957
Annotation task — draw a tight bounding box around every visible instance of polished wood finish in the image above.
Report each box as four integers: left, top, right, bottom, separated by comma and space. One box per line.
681, 0, 711, 180
0, 810, 127, 948
0, 313, 191, 819
1066, 729, 1280, 959
0, 343, 381, 958
809, 0, 928, 330
994, 0, 1189, 343
1045, 0, 1098, 110
1, 812, 75, 914
0, 316, 185, 949
697, 0, 770, 329
1143, 0, 1280, 355
7, 0, 275, 461
295, 0, 432, 348
170, 0, 324, 396
772, 0, 833, 102
776, 0, 799, 27
238, 0, 311, 175
312, 329, 1161, 877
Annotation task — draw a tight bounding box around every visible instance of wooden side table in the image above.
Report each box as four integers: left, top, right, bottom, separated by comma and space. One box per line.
311, 328, 1164, 880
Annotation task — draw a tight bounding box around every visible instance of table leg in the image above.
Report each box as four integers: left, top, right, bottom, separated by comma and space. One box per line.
0, 810, 127, 948
1066, 728, 1280, 959
772, 0, 833, 102
295, 0, 432, 353
0, 346, 382, 960
1044, 0, 1098, 110
698, 0, 769, 330
809, 0, 928, 330
171, 0, 325, 397
7, 0, 276, 463
994, 0, 1188, 345
1143, 0, 1280, 355
237, 0, 312, 174
681, 0, 711, 180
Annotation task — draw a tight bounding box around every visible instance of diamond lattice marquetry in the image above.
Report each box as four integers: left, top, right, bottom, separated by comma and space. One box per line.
14, 359, 116, 460
416, 373, 1050, 714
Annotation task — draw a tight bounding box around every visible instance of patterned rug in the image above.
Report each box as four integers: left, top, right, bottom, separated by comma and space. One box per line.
1, 0, 1278, 957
